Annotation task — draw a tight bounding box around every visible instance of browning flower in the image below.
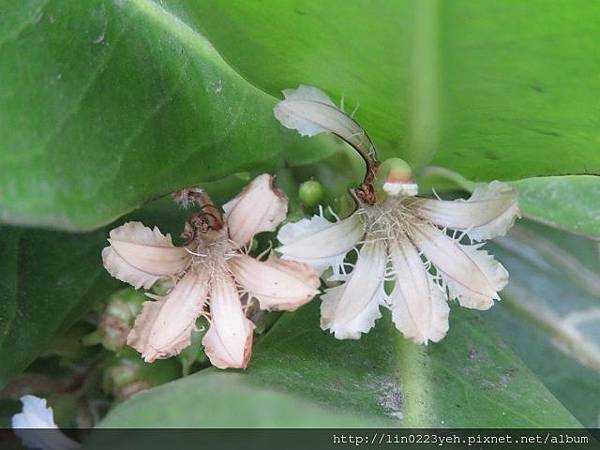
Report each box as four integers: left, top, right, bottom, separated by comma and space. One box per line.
274, 86, 520, 344
102, 175, 320, 369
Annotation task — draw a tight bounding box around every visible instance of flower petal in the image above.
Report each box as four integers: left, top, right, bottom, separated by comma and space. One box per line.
388, 236, 449, 344
277, 212, 365, 275
12, 395, 58, 429
127, 270, 209, 362
410, 181, 520, 241
229, 254, 319, 311
102, 221, 190, 289
273, 85, 375, 160
320, 240, 387, 339
409, 222, 508, 310
202, 275, 255, 369
12, 395, 80, 450
223, 174, 288, 247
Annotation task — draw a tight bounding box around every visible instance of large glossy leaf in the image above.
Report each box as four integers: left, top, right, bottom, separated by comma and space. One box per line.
487, 222, 600, 426
97, 300, 580, 427
182, 0, 600, 179
3, 1, 600, 231
253, 304, 581, 427
0, 0, 335, 231
435, 0, 600, 180
95, 371, 379, 429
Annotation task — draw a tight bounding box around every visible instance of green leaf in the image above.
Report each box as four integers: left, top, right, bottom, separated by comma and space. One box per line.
97, 301, 580, 427
510, 176, 600, 237
487, 222, 600, 426
94, 371, 378, 430
0, 0, 336, 231
3, 1, 600, 230
182, 0, 600, 180
0, 225, 117, 389
252, 304, 580, 427
433, 1, 600, 180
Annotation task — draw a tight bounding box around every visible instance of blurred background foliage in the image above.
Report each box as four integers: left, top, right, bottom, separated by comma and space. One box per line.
0, 0, 598, 432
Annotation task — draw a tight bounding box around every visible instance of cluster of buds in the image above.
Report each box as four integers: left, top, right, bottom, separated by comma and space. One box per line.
93, 289, 146, 353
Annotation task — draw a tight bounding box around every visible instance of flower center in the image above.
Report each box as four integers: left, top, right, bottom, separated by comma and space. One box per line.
360, 197, 415, 243
185, 230, 236, 275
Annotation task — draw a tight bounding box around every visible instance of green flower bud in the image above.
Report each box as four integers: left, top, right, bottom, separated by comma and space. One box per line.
299, 180, 324, 208
150, 278, 175, 297
374, 158, 417, 199
98, 289, 146, 353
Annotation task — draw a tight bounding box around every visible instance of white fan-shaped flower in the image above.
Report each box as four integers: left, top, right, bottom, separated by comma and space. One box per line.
277, 189, 519, 343
103, 174, 320, 369
274, 85, 520, 344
